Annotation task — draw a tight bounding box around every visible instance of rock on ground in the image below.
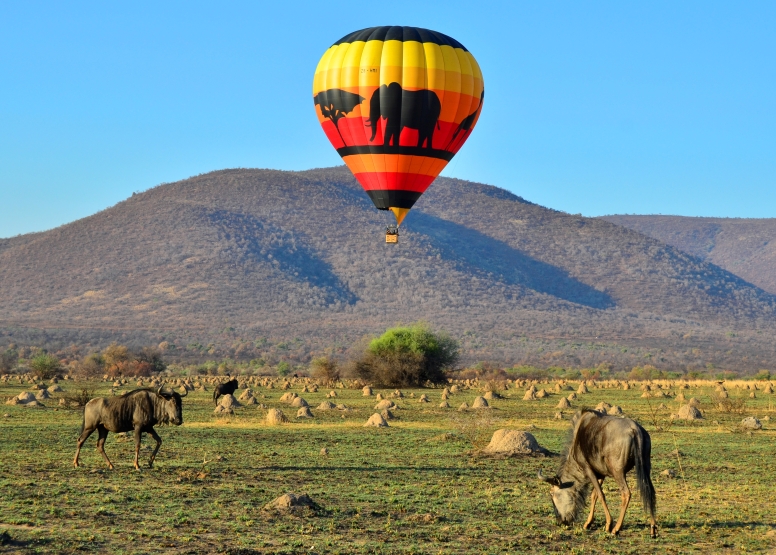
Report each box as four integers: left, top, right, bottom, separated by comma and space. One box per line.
266, 408, 289, 425
364, 413, 389, 427
290, 397, 308, 408
279, 392, 298, 403
238, 389, 254, 402
374, 399, 395, 410
556, 398, 570, 409
263, 493, 317, 512
296, 407, 314, 418
483, 429, 546, 456
218, 394, 241, 409
741, 417, 762, 430
317, 401, 336, 410
674, 404, 703, 420
16, 392, 36, 403
471, 396, 489, 409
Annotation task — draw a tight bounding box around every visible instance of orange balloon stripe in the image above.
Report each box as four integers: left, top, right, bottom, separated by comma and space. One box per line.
342, 154, 448, 177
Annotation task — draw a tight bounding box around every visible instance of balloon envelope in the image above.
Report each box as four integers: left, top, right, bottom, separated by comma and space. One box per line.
313, 26, 484, 225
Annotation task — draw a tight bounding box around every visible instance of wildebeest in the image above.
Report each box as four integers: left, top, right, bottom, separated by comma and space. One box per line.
73, 386, 186, 470
538, 409, 657, 537
213, 378, 239, 404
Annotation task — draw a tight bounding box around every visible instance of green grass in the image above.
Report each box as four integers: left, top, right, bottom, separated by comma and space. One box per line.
1, 379, 775, 554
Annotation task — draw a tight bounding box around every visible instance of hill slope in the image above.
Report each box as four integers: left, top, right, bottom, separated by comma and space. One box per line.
601, 215, 776, 296
1, 167, 775, 371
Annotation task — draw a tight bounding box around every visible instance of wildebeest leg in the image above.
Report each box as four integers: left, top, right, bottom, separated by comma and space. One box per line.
96, 426, 114, 470
610, 470, 631, 535
133, 427, 143, 470
583, 479, 604, 529
73, 426, 96, 468
586, 471, 613, 532
148, 428, 162, 468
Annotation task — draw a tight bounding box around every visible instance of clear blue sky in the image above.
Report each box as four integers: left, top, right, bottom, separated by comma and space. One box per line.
1, 1, 774, 238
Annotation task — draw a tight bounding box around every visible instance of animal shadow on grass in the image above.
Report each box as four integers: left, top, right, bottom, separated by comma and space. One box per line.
0, 530, 61, 552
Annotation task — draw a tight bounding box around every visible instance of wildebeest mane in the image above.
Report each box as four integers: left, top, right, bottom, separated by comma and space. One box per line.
557, 408, 600, 467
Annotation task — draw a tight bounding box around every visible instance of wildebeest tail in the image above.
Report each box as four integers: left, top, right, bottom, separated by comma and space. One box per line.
634, 426, 656, 519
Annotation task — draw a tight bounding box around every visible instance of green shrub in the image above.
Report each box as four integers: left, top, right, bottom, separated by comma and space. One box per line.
353, 324, 458, 387
277, 361, 291, 376
30, 353, 61, 380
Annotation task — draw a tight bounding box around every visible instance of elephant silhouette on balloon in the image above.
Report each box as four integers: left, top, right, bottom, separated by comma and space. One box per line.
366, 82, 441, 149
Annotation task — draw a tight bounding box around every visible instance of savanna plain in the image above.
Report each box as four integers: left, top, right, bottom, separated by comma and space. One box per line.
2, 377, 775, 554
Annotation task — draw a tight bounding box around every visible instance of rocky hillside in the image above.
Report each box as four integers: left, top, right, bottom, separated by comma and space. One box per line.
601, 215, 776, 295
1, 167, 775, 371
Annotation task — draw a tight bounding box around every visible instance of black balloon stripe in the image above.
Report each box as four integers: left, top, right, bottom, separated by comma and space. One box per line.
337, 145, 455, 161
333, 26, 468, 52
366, 190, 423, 210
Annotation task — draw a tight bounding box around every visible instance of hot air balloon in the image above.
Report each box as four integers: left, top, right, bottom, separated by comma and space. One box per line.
313, 26, 484, 242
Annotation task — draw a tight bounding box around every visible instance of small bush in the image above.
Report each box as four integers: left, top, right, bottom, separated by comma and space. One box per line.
311, 356, 339, 385
277, 361, 291, 376
133, 347, 166, 373
29, 353, 61, 380
713, 394, 746, 414
0, 348, 19, 373
64, 388, 94, 409
77, 352, 105, 378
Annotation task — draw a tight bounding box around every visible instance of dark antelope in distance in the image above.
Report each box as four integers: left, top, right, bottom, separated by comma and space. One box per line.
539, 409, 657, 537
213, 378, 239, 404
73, 386, 186, 470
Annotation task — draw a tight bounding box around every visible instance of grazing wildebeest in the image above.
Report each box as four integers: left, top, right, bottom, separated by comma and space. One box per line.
73, 386, 186, 470
538, 409, 657, 537
213, 378, 239, 405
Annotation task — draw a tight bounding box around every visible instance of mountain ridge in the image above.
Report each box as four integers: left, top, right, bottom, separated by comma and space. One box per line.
601, 214, 776, 296
1, 167, 775, 372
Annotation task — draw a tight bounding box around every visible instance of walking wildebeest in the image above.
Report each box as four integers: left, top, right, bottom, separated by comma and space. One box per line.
73, 386, 186, 470
538, 409, 657, 537
213, 378, 239, 405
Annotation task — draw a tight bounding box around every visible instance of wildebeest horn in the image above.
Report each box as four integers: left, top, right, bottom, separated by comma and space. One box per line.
178, 388, 188, 398
538, 469, 555, 484
156, 385, 164, 396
